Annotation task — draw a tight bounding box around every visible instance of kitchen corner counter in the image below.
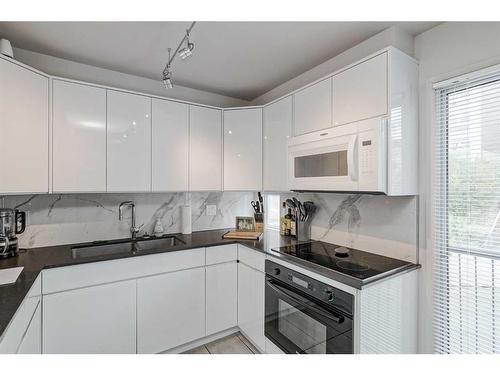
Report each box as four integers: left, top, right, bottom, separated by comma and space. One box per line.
0, 228, 418, 339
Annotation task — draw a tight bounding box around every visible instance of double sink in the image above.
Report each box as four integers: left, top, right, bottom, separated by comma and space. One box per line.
71, 236, 185, 259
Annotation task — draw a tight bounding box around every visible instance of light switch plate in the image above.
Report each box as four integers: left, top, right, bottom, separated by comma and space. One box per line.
206, 205, 217, 216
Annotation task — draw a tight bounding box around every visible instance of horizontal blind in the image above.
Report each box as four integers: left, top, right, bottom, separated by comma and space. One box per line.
434, 72, 500, 353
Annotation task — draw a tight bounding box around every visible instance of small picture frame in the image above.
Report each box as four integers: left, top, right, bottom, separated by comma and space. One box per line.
235, 216, 256, 232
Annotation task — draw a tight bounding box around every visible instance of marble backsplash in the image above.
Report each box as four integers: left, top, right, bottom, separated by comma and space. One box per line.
280, 192, 418, 262
3, 192, 255, 248
2, 191, 418, 263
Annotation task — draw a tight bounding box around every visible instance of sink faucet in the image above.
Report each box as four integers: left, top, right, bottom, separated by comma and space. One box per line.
119, 201, 140, 240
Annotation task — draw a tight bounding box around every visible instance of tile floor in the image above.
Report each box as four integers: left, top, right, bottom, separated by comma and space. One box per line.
183, 332, 258, 354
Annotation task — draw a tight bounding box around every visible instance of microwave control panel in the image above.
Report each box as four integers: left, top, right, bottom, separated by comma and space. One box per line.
358, 129, 379, 191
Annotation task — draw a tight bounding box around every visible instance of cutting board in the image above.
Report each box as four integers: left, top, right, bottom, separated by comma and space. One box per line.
0, 266, 23, 286
223, 231, 263, 240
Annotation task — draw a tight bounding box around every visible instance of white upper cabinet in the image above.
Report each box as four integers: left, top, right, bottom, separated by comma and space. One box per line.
152, 99, 189, 191
293, 78, 332, 136
52, 80, 106, 192
223, 108, 262, 191
333, 53, 388, 126
107, 90, 151, 192
189, 105, 222, 191
263, 96, 292, 191
0, 58, 48, 194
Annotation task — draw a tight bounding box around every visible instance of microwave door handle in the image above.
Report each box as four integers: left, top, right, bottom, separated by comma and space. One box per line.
347, 135, 358, 181
266, 280, 344, 324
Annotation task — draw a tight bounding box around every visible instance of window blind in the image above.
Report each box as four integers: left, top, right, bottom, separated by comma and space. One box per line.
434, 70, 500, 353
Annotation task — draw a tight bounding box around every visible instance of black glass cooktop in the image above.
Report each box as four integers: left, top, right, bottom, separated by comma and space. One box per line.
271, 241, 412, 280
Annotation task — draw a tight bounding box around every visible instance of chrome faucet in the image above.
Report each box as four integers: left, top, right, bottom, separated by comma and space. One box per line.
119, 201, 140, 240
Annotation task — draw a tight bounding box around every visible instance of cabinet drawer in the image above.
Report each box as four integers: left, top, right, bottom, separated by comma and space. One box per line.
238, 245, 265, 272
42, 248, 205, 294
206, 244, 238, 265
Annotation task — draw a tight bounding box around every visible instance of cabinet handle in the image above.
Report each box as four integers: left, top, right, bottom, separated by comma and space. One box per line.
319, 132, 329, 136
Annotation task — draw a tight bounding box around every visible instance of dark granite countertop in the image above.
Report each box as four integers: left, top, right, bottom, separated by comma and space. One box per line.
0, 228, 418, 339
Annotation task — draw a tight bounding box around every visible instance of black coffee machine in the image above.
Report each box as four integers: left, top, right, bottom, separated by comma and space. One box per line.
0, 208, 26, 258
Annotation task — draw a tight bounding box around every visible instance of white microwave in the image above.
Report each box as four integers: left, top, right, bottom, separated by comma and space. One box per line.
288, 118, 388, 193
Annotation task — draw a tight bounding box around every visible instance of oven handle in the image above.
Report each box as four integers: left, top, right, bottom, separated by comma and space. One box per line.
266, 279, 345, 324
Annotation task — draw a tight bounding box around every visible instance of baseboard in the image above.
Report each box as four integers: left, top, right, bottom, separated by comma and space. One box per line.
159, 327, 239, 354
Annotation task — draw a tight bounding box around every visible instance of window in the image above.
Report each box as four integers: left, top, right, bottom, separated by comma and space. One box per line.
434, 70, 500, 353
265, 194, 281, 230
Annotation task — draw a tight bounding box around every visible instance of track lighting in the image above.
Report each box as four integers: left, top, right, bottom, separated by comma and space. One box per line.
161, 22, 196, 90
178, 30, 194, 60
162, 49, 174, 89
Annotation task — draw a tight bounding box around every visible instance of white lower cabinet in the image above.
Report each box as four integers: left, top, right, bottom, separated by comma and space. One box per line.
206, 262, 238, 335
137, 267, 206, 353
238, 262, 265, 351
17, 302, 41, 354
42, 280, 136, 354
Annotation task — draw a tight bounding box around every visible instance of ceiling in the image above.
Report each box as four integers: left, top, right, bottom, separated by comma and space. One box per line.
0, 22, 438, 100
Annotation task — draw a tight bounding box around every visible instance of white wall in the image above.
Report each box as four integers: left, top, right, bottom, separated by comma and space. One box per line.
12, 47, 249, 108
414, 21, 500, 353
250, 26, 414, 105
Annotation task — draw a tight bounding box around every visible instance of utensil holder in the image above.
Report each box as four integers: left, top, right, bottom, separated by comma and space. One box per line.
296, 218, 312, 241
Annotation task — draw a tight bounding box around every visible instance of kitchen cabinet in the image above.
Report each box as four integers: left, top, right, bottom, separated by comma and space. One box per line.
152, 98, 189, 191
0, 57, 48, 194
137, 267, 205, 353
189, 105, 222, 191
52, 80, 106, 192
16, 302, 41, 354
42, 279, 136, 353
223, 108, 262, 191
293, 78, 332, 136
238, 262, 265, 351
107, 90, 151, 192
333, 53, 387, 126
206, 262, 238, 335
263, 96, 293, 191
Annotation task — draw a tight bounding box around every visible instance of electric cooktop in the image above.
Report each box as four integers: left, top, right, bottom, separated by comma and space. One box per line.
271, 241, 413, 281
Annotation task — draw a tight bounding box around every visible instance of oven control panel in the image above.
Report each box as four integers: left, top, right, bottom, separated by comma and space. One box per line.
265, 260, 354, 316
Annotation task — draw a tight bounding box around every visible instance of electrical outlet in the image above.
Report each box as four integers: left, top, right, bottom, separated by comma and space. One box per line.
206, 205, 217, 216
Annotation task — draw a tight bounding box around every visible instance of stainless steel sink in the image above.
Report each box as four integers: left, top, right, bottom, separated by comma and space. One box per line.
71, 236, 185, 259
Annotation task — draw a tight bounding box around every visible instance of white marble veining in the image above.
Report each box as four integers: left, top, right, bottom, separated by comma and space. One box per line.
3, 192, 254, 248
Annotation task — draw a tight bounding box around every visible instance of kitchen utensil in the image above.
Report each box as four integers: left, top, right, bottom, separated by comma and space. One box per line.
223, 231, 262, 240
251, 201, 261, 213
285, 199, 296, 209
258, 192, 264, 213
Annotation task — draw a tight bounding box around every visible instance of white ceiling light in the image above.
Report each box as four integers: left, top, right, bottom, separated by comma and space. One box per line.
162, 22, 196, 89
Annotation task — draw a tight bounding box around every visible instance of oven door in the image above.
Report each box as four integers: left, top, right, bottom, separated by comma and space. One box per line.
288, 126, 358, 192
265, 277, 353, 354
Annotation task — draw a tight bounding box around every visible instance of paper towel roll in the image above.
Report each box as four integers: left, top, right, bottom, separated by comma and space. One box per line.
181, 205, 192, 234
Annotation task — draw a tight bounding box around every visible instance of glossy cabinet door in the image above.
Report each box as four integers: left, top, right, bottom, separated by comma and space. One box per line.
223, 108, 262, 191
189, 105, 222, 191
238, 262, 265, 351
263, 96, 292, 191
293, 77, 332, 136
137, 267, 205, 353
16, 302, 41, 354
152, 98, 189, 191
52, 80, 106, 192
0, 58, 48, 194
206, 262, 238, 335
333, 53, 387, 126
107, 90, 151, 192
42, 280, 136, 353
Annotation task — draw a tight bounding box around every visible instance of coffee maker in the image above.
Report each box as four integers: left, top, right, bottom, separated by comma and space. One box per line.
0, 208, 26, 258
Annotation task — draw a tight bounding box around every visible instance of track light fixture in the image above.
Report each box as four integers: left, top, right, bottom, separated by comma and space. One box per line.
161, 22, 196, 89
178, 29, 195, 60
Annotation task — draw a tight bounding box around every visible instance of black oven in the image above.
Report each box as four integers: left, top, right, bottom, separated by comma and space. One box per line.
265, 260, 354, 354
